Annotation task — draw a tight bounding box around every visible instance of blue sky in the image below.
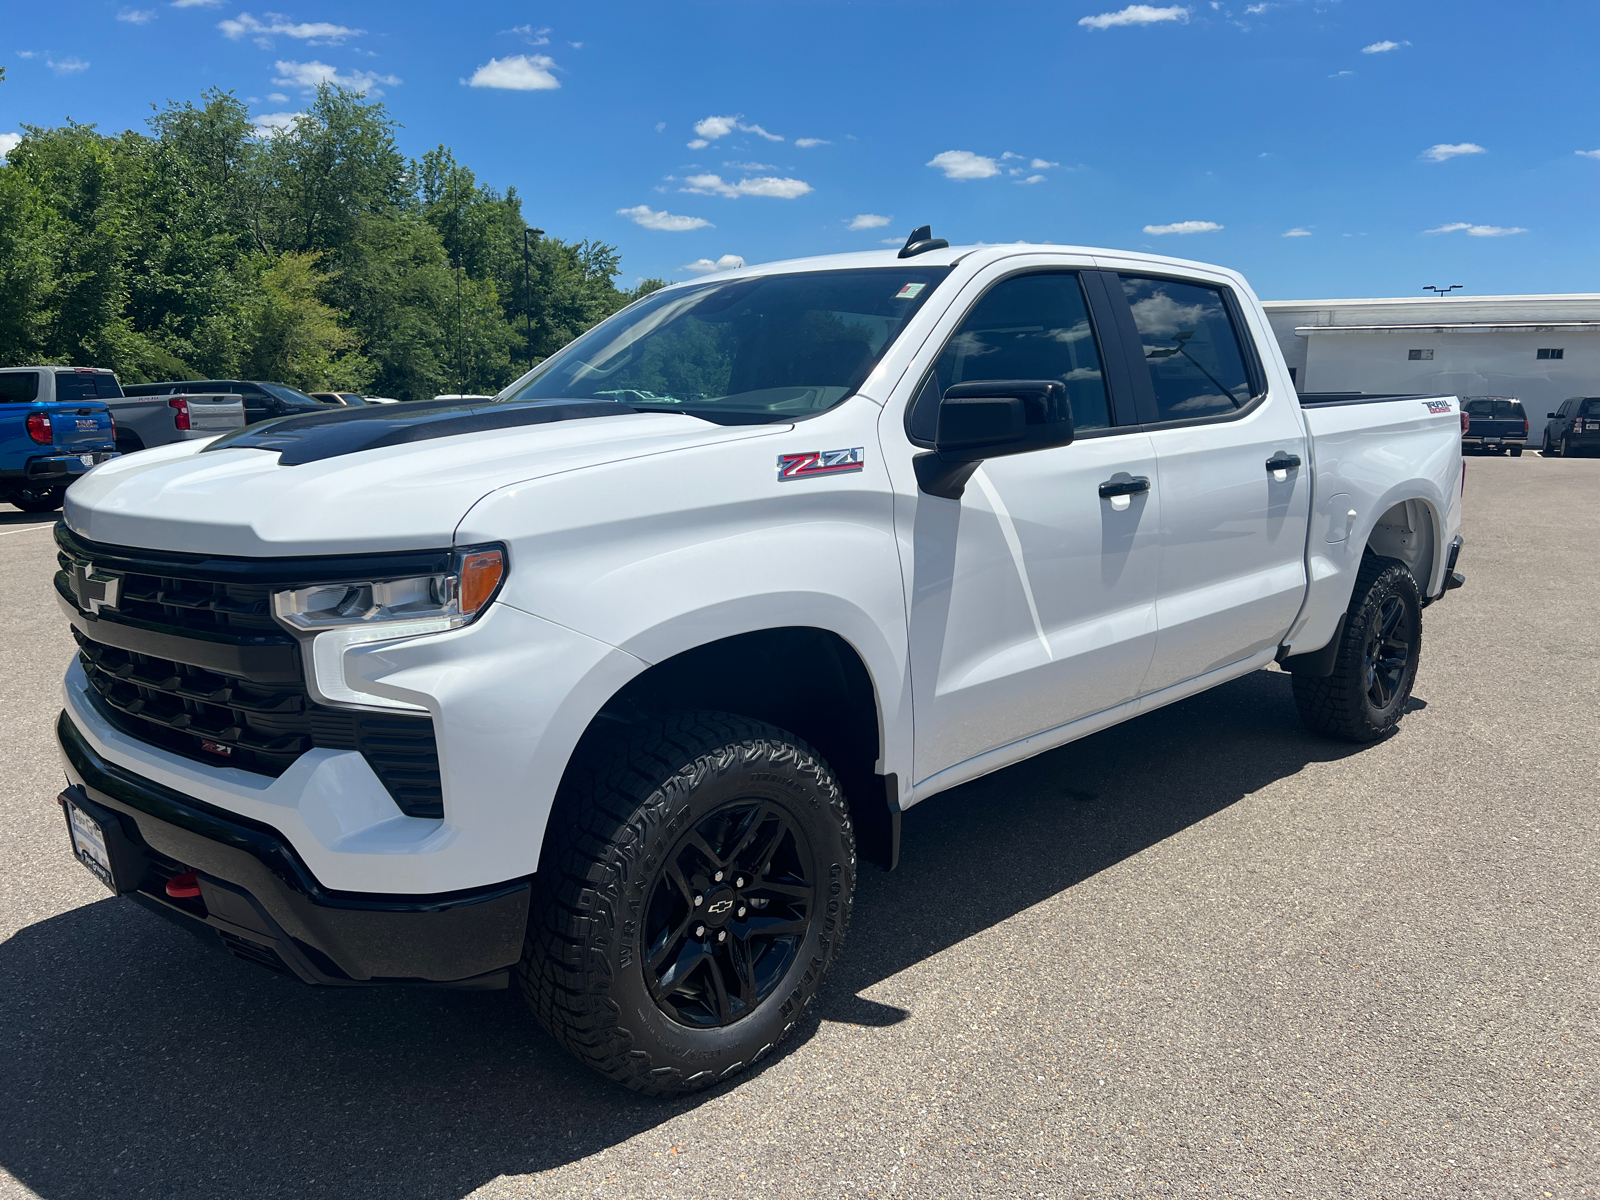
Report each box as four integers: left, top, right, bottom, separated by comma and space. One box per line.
4, 0, 1599, 300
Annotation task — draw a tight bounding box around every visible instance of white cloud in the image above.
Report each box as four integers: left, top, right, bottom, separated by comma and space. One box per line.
849, 214, 891, 230
1329, 70, 1354, 77
251, 111, 302, 135
680, 174, 812, 199
1422, 142, 1485, 162
1016, 174, 1047, 185
274, 60, 399, 95
795, 137, 829, 148
1143, 220, 1223, 234
723, 160, 776, 171
466, 54, 559, 90
267, 91, 287, 102
0, 133, 21, 159
48, 57, 90, 74
927, 150, 999, 180
1079, 5, 1190, 30
655, 122, 666, 133
503, 24, 549, 45
1575, 149, 1600, 160
680, 254, 746, 274
15, 51, 39, 58
1425, 222, 1526, 238
1282, 227, 1312, 237
618, 205, 713, 232
1030, 157, 1058, 169
220, 12, 363, 45
118, 8, 158, 23
1244, 2, 1272, 12
1362, 39, 1409, 53
686, 114, 784, 149
170, 0, 221, 7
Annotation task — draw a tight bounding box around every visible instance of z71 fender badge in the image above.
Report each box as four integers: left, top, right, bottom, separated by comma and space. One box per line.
1424, 400, 1453, 414
777, 447, 865, 481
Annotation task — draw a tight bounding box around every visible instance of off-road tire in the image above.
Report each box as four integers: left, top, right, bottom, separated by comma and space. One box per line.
519, 711, 856, 1097
8, 486, 65, 513
1293, 555, 1422, 743
1509, 446, 1523, 458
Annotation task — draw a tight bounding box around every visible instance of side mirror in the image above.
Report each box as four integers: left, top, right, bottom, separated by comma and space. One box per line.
915, 380, 1075, 498
1547, 412, 1558, 419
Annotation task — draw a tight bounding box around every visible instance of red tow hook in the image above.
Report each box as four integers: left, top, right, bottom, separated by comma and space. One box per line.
166, 871, 202, 899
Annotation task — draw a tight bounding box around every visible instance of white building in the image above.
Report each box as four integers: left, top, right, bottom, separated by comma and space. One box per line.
1261, 294, 1600, 444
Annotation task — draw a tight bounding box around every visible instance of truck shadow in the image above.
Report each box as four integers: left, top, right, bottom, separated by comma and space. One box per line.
0, 668, 1377, 1200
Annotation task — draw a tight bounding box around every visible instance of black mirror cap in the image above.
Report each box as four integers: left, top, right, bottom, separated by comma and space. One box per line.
934, 379, 1076, 461
1548, 412, 1558, 418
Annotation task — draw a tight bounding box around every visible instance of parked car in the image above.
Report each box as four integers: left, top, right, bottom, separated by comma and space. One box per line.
122, 379, 325, 425
433, 393, 497, 401
362, 396, 402, 405
0, 371, 117, 512
0, 366, 245, 457
1460, 396, 1527, 456
50, 235, 1467, 1096
310, 392, 369, 407
1541, 397, 1600, 457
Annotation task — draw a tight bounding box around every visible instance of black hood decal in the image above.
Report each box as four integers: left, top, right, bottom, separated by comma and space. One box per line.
203, 398, 637, 466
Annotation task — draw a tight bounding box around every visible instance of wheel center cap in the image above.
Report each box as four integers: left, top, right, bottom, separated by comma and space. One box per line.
703, 886, 737, 926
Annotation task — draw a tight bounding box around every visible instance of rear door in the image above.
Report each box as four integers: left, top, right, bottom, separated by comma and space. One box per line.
1102, 270, 1311, 694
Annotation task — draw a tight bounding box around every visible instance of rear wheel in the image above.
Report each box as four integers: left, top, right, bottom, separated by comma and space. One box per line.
1509, 445, 1523, 458
1293, 555, 1422, 743
520, 712, 856, 1096
8, 485, 65, 513
1560, 436, 1571, 457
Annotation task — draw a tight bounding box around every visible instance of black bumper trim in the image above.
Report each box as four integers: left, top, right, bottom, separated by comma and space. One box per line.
57, 711, 530, 986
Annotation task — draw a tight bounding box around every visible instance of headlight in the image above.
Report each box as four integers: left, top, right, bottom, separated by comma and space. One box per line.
271, 546, 505, 709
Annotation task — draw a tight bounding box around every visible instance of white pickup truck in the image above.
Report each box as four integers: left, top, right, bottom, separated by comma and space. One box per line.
50, 233, 1466, 1096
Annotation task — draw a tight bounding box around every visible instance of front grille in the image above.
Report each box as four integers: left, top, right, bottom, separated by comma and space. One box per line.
59, 533, 445, 819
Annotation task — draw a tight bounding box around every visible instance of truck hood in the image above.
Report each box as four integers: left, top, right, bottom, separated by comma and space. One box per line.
65, 411, 785, 556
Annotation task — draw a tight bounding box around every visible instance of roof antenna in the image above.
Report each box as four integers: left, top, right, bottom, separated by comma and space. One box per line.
898, 224, 949, 259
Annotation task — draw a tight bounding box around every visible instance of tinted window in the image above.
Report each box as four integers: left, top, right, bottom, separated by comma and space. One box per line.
122, 382, 176, 397
54, 372, 124, 401
1581, 399, 1600, 417
260, 382, 321, 407
1121, 276, 1254, 421
507, 267, 950, 424
1465, 399, 1495, 416
0, 372, 40, 402
920, 272, 1110, 437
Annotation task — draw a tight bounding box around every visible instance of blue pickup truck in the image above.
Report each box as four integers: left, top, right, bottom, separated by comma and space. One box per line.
0, 372, 118, 512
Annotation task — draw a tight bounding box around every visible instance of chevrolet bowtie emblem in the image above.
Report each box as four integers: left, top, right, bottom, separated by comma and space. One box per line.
72, 560, 121, 615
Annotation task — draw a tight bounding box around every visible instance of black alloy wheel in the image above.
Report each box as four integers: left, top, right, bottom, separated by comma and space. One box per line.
642, 801, 814, 1028
520, 712, 855, 1096
1292, 555, 1423, 743
1361, 594, 1413, 711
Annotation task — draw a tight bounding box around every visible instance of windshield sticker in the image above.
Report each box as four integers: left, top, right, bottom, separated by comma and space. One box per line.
778, 447, 865, 481
894, 283, 927, 300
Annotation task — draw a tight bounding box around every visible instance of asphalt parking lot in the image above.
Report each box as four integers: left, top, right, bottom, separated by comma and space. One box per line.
1, 454, 1595, 1200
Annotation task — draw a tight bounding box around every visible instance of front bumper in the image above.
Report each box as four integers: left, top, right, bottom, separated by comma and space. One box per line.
57, 711, 530, 987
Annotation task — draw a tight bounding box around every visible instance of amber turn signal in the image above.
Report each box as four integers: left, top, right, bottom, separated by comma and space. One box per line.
458, 549, 504, 615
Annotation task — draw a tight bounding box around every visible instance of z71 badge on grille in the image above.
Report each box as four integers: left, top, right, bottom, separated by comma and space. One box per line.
777, 447, 865, 481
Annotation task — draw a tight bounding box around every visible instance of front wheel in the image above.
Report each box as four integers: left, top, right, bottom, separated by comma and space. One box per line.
7, 485, 65, 513
520, 712, 856, 1096
1293, 555, 1423, 743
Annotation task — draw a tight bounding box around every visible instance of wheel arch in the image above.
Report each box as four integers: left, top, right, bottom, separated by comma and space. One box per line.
1364, 494, 1442, 596
555, 625, 900, 871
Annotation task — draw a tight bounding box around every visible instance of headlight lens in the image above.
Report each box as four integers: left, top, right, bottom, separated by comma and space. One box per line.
271, 547, 505, 633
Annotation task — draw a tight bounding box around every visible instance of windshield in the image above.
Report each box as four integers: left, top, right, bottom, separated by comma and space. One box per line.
504, 267, 951, 424
1580, 399, 1600, 417
261, 382, 322, 407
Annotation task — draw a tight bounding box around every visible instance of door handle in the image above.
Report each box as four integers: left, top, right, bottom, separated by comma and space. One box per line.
1265, 453, 1302, 474
1098, 476, 1150, 499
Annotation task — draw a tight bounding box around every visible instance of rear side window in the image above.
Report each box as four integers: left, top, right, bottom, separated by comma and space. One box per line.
0, 372, 40, 401
54, 371, 124, 400
919, 271, 1111, 437
1120, 276, 1255, 421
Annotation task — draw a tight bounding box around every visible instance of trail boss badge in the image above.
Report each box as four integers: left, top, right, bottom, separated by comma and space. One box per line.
777, 447, 865, 481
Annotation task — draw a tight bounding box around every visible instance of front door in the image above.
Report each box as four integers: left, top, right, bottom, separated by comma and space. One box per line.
904, 270, 1163, 787
1111, 273, 1311, 692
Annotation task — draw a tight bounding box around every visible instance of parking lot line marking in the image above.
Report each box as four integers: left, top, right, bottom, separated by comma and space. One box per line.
0, 523, 55, 537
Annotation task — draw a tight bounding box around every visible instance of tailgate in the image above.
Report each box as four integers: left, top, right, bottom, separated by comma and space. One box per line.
180, 393, 247, 432
45, 404, 115, 449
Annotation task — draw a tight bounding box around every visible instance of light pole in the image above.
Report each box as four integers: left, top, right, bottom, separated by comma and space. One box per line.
523, 226, 543, 373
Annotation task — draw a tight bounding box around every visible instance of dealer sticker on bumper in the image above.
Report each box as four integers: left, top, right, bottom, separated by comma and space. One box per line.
65, 800, 116, 893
